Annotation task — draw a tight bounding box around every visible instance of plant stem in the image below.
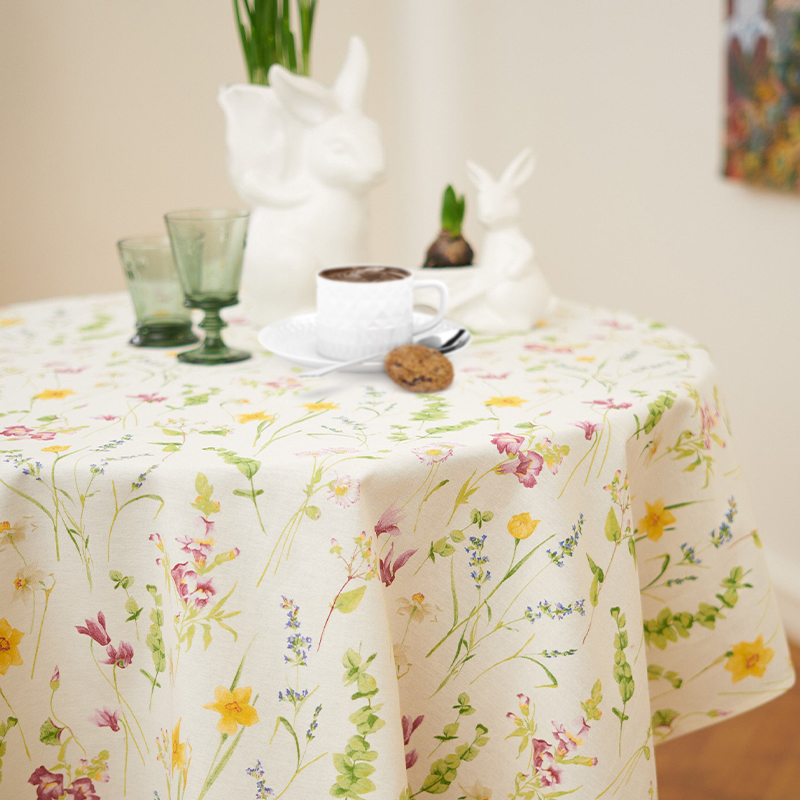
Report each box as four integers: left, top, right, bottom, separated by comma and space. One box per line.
0, 686, 30, 759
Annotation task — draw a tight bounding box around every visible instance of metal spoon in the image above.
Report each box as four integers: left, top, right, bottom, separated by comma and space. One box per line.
299, 327, 471, 378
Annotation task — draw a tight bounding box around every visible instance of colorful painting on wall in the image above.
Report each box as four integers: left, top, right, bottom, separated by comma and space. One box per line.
725, 0, 800, 192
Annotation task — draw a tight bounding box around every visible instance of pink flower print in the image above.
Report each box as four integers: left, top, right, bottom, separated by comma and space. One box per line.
171, 562, 198, 603
699, 401, 723, 450
102, 641, 134, 669
66, 778, 100, 800
412, 442, 457, 465
171, 563, 216, 609
530, 738, 561, 787
524, 343, 574, 354
29, 430, 58, 441
50, 665, 60, 683
551, 717, 590, 756
90, 707, 120, 732
76, 612, 111, 646
127, 393, 166, 403
574, 421, 599, 440
1, 425, 34, 439
177, 519, 215, 564
584, 398, 632, 410
379, 543, 417, 587
149, 532, 163, 547
538, 752, 562, 787
375, 504, 406, 538
195, 516, 215, 537
402, 714, 424, 745
192, 576, 216, 608
28, 766, 65, 799
497, 450, 544, 488
478, 372, 510, 379
405, 749, 418, 769
326, 475, 360, 508
517, 693, 530, 714
600, 319, 632, 330
54, 366, 88, 375
491, 432, 525, 456
92, 415, 119, 421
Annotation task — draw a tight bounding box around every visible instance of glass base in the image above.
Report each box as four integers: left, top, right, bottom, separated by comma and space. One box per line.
130, 322, 198, 348
177, 346, 251, 365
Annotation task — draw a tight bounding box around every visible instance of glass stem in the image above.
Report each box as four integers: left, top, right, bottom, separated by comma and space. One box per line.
200, 308, 227, 352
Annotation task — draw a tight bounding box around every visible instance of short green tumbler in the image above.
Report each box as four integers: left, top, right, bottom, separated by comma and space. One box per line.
117, 236, 198, 347
164, 208, 251, 364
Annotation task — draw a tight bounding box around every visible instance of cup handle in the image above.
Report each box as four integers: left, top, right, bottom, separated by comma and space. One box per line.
411, 279, 449, 336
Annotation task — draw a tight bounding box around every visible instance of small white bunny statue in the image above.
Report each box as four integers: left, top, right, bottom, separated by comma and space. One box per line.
219, 36, 384, 326
455, 148, 552, 334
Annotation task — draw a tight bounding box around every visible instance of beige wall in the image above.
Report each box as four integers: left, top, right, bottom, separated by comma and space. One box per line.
2, 2, 799, 606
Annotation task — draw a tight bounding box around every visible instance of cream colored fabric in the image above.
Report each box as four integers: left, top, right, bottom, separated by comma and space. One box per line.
0, 294, 793, 800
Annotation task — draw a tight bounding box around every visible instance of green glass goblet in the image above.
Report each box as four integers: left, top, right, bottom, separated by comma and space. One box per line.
117, 236, 199, 347
164, 208, 251, 364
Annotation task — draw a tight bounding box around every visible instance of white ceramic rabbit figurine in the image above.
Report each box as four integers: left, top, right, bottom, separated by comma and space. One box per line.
457, 148, 552, 333
219, 36, 384, 326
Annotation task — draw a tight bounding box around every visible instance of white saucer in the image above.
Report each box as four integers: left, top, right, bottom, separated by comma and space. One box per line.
258, 313, 466, 373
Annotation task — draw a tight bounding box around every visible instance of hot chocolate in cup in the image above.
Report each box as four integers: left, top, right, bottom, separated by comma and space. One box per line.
316, 265, 448, 361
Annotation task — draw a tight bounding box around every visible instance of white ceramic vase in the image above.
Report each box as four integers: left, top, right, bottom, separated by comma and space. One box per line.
219, 36, 384, 327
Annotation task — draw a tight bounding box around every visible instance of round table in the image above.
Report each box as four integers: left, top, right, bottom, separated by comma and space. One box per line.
0, 293, 794, 800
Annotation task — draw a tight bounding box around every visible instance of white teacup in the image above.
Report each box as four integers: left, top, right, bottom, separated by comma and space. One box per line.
316, 266, 448, 361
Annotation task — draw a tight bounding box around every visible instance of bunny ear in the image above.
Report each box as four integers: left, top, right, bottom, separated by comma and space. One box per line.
334, 36, 369, 112
269, 64, 338, 124
501, 147, 536, 189
466, 160, 494, 191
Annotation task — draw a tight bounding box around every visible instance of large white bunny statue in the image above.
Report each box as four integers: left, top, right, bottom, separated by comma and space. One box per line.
454, 148, 552, 334
219, 36, 384, 326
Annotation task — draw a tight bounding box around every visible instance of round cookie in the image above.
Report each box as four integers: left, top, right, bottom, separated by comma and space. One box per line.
384, 344, 454, 393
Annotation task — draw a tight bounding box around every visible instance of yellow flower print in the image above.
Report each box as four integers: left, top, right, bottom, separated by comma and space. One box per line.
0, 617, 24, 674
41, 445, 70, 453
236, 411, 275, 424
171, 718, 191, 781
204, 685, 259, 735
485, 396, 527, 408
302, 402, 339, 412
638, 499, 676, 542
575, 356, 596, 363
0, 318, 23, 327
724, 635, 774, 683
33, 389, 74, 401
507, 513, 540, 540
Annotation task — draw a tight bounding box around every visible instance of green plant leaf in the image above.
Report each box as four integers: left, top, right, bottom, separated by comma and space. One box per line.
335, 585, 366, 614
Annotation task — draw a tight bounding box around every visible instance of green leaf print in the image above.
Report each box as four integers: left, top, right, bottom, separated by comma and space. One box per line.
0, 716, 19, 783
39, 718, 63, 746
651, 708, 680, 732
410, 394, 450, 423
610, 607, 633, 756
647, 664, 683, 689
335, 585, 367, 614
643, 566, 753, 649
192, 472, 220, 516
143, 584, 166, 707
580, 679, 603, 721
331, 648, 384, 800
604, 507, 621, 542
412, 723, 489, 797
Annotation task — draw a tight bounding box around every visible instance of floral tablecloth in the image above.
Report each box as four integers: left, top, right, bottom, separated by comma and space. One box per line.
0, 293, 794, 800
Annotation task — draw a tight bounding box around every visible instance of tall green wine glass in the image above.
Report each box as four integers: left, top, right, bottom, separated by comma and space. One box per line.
164, 208, 251, 364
